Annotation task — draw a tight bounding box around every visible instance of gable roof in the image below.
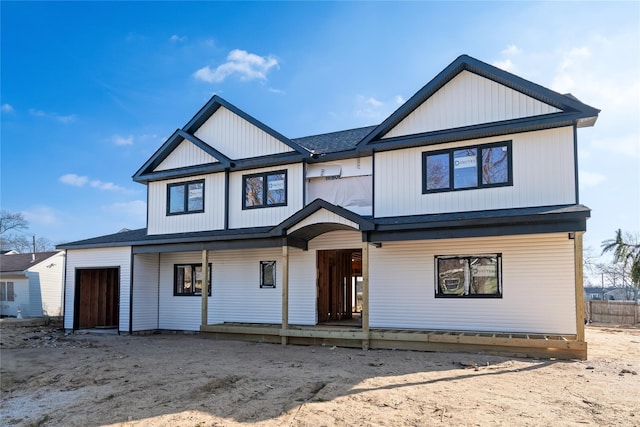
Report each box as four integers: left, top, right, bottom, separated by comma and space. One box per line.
133, 129, 232, 183
184, 95, 310, 156
358, 54, 600, 149
0, 251, 61, 273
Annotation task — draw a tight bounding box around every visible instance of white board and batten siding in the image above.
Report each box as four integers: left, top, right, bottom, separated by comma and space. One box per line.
194, 106, 294, 159
383, 70, 561, 138
228, 163, 304, 229
158, 248, 283, 330
375, 127, 576, 217
288, 230, 363, 325
154, 139, 219, 171
131, 253, 160, 331
369, 233, 577, 335
63, 247, 132, 331
147, 173, 226, 235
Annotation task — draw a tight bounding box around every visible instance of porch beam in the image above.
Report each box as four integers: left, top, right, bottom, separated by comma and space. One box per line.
574, 231, 586, 342
282, 245, 289, 345
201, 249, 209, 327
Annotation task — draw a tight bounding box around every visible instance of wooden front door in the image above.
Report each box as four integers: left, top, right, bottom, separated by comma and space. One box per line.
317, 250, 358, 322
75, 268, 119, 329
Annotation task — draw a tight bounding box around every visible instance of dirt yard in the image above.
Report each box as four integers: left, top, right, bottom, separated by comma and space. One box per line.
1, 320, 638, 427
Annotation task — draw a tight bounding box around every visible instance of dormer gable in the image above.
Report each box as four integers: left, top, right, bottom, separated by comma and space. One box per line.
359, 54, 600, 149
133, 130, 232, 183
184, 95, 309, 160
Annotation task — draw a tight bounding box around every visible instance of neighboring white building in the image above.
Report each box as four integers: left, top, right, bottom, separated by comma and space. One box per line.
58, 55, 599, 359
0, 251, 65, 318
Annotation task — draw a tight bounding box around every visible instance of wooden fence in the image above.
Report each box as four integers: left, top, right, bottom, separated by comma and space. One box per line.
585, 300, 640, 325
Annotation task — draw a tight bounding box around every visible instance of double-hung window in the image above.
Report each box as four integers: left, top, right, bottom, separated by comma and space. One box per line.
435, 254, 502, 298
0, 281, 14, 302
174, 263, 212, 296
243, 170, 287, 209
423, 141, 512, 193
167, 180, 204, 215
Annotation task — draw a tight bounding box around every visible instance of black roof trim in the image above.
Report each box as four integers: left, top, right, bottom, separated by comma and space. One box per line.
358, 54, 600, 147
58, 204, 590, 251
271, 199, 375, 238
373, 204, 590, 231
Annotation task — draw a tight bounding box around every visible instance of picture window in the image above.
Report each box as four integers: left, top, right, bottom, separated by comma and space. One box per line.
174, 263, 212, 296
435, 254, 502, 298
423, 141, 512, 193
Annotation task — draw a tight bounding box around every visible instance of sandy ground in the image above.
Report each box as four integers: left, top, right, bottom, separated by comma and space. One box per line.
1, 320, 639, 427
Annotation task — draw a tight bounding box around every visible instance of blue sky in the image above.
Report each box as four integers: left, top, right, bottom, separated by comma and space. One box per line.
1, 1, 638, 274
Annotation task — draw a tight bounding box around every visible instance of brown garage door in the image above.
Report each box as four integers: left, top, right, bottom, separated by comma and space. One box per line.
75, 268, 119, 329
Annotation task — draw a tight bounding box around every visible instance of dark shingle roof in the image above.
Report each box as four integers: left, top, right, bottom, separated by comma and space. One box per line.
0, 251, 61, 273
292, 125, 377, 154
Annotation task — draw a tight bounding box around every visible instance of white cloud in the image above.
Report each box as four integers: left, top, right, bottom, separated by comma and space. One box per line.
579, 170, 606, 188
354, 95, 401, 120
1, 103, 14, 113
60, 174, 129, 192
29, 108, 77, 124
589, 133, 640, 158
112, 134, 134, 146
22, 206, 61, 226
90, 180, 127, 192
268, 87, 285, 95
59, 173, 89, 187
501, 44, 522, 55
169, 34, 187, 42
492, 59, 515, 72
193, 49, 279, 83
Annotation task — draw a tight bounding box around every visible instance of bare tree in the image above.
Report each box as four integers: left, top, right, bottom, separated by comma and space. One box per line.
0, 210, 28, 235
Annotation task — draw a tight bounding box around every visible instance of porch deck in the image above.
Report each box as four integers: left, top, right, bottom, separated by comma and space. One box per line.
200, 323, 587, 360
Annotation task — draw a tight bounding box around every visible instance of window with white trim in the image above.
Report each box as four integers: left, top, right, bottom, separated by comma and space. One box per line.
423, 141, 512, 193
167, 180, 204, 215
435, 254, 502, 298
0, 281, 15, 301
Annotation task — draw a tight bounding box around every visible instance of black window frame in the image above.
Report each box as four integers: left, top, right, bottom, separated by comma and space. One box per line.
260, 260, 276, 289
242, 170, 288, 210
166, 179, 205, 216
434, 254, 503, 298
173, 263, 212, 296
422, 141, 513, 194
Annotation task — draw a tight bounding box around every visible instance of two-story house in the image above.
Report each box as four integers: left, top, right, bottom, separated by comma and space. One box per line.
58, 55, 599, 359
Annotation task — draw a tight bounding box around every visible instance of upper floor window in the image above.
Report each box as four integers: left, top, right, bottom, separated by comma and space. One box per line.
422, 141, 512, 193
167, 180, 204, 215
243, 170, 287, 209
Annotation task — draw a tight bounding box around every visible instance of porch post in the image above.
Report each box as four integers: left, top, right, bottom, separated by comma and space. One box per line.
361, 239, 370, 350
282, 246, 289, 345
201, 249, 209, 328
574, 232, 585, 342
281, 245, 289, 346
